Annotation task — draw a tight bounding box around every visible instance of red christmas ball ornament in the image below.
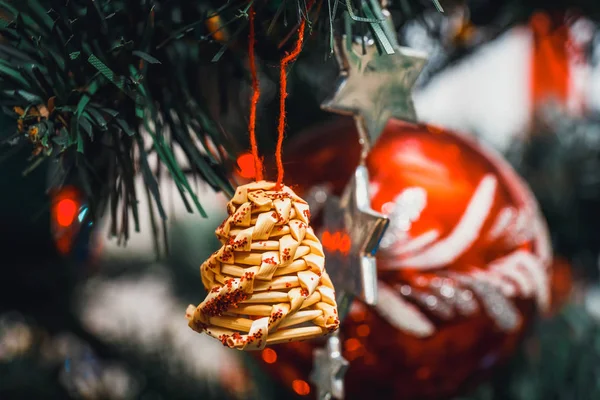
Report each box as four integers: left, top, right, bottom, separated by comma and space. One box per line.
257, 118, 554, 400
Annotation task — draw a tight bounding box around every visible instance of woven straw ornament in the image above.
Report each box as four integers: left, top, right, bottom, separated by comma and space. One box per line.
186, 181, 340, 350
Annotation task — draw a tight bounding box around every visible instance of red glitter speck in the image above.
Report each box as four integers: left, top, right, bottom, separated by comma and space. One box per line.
267, 192, 290, 200
221, 250, 233, 262
218, 334, 230, 346
282, 248, 291, 262
230, 237, 248, 249
201, 287, 249, 317
264, 257, 277, 265
253, 329, 264, 339
269, 309, 284, 325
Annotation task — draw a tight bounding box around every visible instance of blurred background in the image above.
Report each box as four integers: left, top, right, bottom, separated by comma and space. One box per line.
2, 1, 600, 399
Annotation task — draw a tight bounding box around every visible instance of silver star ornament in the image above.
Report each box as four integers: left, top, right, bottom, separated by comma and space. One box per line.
322, 36, 427, 148
319, 165, 389, 317
310, 332, 349, 400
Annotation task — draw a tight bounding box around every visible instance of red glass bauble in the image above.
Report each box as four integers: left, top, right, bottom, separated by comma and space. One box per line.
257, 118, 554, 400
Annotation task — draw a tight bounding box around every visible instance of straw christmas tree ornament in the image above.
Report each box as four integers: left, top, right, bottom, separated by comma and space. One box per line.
186, 181, 340, 350
185, 10, 338, 351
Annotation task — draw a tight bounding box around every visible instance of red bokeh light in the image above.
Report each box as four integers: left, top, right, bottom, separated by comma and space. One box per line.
56, 198, 78, 227
51, 186, 82, 255
261, 348, 278, 364
291, 380, 310, 396
237, 153, 256, 179
321, 231, 351, 255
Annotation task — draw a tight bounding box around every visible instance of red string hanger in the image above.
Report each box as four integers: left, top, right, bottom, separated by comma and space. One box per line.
246, 5, 309, 187
275, 19, 306, 189
248, 6, 264, 181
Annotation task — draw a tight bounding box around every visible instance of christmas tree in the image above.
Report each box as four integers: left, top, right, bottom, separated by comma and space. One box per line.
1, 1, 600, 399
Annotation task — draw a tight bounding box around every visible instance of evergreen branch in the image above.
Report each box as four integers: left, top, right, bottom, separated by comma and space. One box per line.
0, 0, 236, 241
0, 0, 456, 244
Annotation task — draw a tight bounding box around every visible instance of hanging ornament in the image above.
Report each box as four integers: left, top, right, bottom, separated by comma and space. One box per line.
186, 7, 340, 350
316, 7, 426, 311
185, 181, 340, 350
255, 118, 554, 399
309, 8, 426, 396
337, 120, 551, 399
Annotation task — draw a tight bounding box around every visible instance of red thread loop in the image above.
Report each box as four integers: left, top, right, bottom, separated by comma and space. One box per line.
248, 7, 264, 181
275, 19, 306, 189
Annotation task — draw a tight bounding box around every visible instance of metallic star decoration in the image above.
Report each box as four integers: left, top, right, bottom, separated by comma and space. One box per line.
310, 332, 349, 400
322, 36, 427, 148
319, 165, 389, 316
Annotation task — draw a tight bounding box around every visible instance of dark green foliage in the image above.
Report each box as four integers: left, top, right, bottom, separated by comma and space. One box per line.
0, 0, 243, 240
507, 113, 600, 279
451, 304, 600, 400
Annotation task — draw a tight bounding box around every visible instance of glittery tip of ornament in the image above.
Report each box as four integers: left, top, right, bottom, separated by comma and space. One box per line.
187, 181, 339, 351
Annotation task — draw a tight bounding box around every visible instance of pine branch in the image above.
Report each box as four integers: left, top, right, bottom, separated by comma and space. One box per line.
0, 0, 237, 239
